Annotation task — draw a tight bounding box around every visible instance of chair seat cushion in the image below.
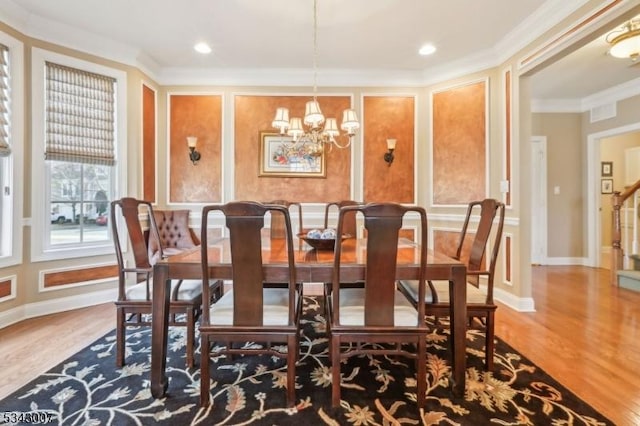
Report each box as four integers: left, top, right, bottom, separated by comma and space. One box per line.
336, 288, 419, 326
209, 289, 297, 326
125, 279, 203, 301
398, 279, 488, 304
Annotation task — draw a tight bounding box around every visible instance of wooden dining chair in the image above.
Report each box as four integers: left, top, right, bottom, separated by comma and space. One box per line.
326, 202, 429, 409
110, 198, 221, 368
265, 199, 304, 238
398, 198, 505, 371
199, 201, 303, 407
323, 200, 361, 236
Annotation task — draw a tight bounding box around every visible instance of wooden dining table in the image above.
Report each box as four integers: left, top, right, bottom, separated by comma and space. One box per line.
149, 236, 467, 398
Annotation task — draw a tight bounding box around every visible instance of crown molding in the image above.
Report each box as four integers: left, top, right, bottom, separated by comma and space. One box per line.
0, 0, 603, 89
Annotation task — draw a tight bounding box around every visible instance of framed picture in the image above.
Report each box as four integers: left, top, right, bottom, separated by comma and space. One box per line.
601, 161, 613, 177
601, 178, 613, 194
259, 132, 325, 177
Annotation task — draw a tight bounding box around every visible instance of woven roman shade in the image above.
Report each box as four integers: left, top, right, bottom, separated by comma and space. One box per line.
45, 61, 116, 165
0, 44, 10, 158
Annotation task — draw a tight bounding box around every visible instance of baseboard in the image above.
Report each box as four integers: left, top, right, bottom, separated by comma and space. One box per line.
0, 288, 117, 330
542, 257, 589, 266
495, 287, 536, 312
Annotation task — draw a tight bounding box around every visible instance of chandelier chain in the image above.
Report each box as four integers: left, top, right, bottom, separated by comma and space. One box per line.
312, 0, 318, 100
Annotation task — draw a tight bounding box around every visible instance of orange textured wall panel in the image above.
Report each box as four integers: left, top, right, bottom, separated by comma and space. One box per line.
43, 265, 119, 288
0, 279, 11, 298
234, 95, 351, 202
433, 229, 480, 269
142, 84, 156, 203
363, 96, 415, 203
169, 94, 222, 203
432, 81, 486, 205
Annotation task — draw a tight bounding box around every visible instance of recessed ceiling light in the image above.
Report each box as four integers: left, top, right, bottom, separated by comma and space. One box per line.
419, 44, 436, 56
194, 42, 212, 54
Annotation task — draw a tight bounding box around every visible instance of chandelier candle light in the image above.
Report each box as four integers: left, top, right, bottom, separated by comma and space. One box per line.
272, 0, 359, 156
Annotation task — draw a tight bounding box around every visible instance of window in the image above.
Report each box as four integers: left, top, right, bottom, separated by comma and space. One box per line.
31, 49, 127, 261
0, 31, 23, 268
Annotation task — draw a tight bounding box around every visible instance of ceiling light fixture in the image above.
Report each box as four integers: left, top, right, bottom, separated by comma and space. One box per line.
419, 44, 436, 56
606, 18, 640, 61
194, 42, 212, 54
272, 0, 359, 156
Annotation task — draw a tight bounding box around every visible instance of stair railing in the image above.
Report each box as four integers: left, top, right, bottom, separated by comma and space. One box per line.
612, 179, 640, 283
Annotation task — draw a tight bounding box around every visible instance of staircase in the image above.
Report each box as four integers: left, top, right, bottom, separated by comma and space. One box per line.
612, 180, 640, 290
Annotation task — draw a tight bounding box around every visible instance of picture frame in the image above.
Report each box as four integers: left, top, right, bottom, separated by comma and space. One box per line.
259, 132, 326, 177
601, 178, 613, 194
601, 161, 613, 177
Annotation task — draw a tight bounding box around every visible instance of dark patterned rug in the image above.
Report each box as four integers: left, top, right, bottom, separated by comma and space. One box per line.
0, 296, 611, 425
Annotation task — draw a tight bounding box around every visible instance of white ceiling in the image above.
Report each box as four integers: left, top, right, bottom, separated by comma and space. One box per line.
1, 0, 638, 103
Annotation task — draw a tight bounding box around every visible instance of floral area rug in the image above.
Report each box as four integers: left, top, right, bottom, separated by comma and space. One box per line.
0, 296, 611, 425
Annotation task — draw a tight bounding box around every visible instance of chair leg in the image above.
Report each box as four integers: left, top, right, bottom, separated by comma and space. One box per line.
287, 335, 296, 407
331, 336, 341, 407
116, 308, 125, 367
416, 337, 426, 410
186, 307, 195, 368
200, 334, 210, 407
485, 312, 495, 371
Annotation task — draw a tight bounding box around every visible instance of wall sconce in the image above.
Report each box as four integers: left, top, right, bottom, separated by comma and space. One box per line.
187, 136, 200, 165
384, 139, 396, 166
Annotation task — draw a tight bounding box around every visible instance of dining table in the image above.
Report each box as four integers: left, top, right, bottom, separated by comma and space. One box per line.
149, 236, 467, 399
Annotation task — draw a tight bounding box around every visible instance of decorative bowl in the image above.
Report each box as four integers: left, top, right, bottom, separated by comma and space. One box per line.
297, 233, 352, 250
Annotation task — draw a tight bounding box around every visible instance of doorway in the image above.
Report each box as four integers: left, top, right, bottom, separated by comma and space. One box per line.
531, 136, 547, 265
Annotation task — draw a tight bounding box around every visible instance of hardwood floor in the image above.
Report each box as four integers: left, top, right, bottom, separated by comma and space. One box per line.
0, 266, 638, 425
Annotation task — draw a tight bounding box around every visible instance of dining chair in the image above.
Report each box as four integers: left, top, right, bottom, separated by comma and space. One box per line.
323, 200, 361, 237
326, 202, 429, 409
398, 198, 505, 371
110, 198, 221, 368
265, 199, 304, 238
147, 209, 200, 265
199, 201, 303, 407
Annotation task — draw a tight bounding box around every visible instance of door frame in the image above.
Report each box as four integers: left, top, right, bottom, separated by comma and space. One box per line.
531, 136, 547, 264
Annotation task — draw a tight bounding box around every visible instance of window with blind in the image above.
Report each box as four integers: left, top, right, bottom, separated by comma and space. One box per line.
31, 48, 127, 261
45, 61, 115, 247
0, 31, 23, 268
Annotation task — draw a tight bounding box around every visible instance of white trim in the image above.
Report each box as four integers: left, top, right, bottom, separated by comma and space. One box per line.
587, 122, 640, 268
30, 48, 128, 262
494, 287, 536, 312
544, 257, 590, 266
0, 30, 24, 268
0, 288, 117, 330
502, 66, 513, 208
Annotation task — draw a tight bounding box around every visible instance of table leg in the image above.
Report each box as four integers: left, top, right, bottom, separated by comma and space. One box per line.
150, 263, 170, 398
449, 264, 467, 397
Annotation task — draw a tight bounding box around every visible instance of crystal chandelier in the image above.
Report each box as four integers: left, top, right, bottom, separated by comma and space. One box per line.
272, 0, 359, 156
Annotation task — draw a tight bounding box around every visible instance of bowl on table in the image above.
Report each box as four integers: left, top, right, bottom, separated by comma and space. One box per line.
297, 230, 352, 251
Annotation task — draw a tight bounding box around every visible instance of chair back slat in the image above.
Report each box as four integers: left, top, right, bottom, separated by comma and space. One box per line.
201, 201, 296, 327
333, 202, 427, 327
266, 200, 303, 238
324, 200, 360, 236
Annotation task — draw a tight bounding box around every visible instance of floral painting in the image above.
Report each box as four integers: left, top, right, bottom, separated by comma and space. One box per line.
259, 132, 325, 177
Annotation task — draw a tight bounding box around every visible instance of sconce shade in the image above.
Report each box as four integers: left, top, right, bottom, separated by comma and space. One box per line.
288, 117, 305, 140
323, 118, 340, 138
386, 139, 397, 150
187, 136, 198, 148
